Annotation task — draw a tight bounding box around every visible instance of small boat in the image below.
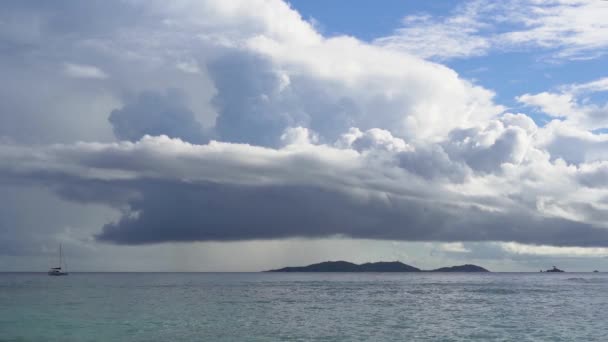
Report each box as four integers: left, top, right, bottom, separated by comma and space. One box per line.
545, 266, 564, 273
48, 244, 68, 276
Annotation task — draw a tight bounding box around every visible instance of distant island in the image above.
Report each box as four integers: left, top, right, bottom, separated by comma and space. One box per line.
430, 264, 489, 272
266, 261, 490, 272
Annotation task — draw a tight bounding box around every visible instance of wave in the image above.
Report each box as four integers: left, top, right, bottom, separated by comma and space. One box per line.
566, 277, 608, 283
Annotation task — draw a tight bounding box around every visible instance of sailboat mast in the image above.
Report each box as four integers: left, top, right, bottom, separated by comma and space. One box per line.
48, 243, 68, 275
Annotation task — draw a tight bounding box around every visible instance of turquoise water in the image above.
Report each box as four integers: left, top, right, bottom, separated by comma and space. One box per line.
1, 272, 607, 341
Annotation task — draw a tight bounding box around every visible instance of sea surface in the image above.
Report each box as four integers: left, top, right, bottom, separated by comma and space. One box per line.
1, 272, 607, 341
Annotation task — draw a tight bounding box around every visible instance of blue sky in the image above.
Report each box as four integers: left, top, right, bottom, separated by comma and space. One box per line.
290, 0, 608, 126
1, 0, 608, 271
289, 0, 456, 40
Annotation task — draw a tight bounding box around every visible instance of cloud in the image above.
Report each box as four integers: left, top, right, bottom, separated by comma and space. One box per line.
0, 0, 504, 147
280, 126, 318, 146
439, 242, 471, 253
0, 183, 118, 257
64, 63, 108, 79
500, 242, 608, 257
376, 0, 608, 61
207, 37, 502, 146
0, 0, 218, 144
516, 78, 608, 134
374, 2, 492, 60
345, 128, 413, 153
516, 92, 576, 119
534, 121, 608, 164
175, 60, 201, 74
3, 0, 608, 269
443, 114, 535, 174
1, 135, 608, 247
500, 0, 608, 60
108, 90, 207, 143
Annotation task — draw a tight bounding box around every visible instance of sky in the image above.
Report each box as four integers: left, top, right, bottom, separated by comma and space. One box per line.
1, 0, 608, 272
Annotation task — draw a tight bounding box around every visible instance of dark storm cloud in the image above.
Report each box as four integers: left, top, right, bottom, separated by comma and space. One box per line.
0, 183, 117, 257
109, 90, 207, 143
93, 179, 608, 247
3, 136, 608, 247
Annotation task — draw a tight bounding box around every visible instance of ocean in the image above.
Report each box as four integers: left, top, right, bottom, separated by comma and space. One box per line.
1, 272, 607, 341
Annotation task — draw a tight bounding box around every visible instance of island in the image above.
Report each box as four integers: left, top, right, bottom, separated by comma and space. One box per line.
266, 261, 490, 272
430, 264, 489, 272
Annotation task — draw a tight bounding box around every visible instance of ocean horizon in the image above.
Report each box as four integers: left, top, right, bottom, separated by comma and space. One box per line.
2, 272, 607, 341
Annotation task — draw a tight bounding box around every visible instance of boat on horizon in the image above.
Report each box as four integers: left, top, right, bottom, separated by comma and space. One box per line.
48, 244, 68, 276
545, 266, 564, 273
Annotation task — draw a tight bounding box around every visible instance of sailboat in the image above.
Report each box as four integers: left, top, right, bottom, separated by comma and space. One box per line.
48, 244, 68, 276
